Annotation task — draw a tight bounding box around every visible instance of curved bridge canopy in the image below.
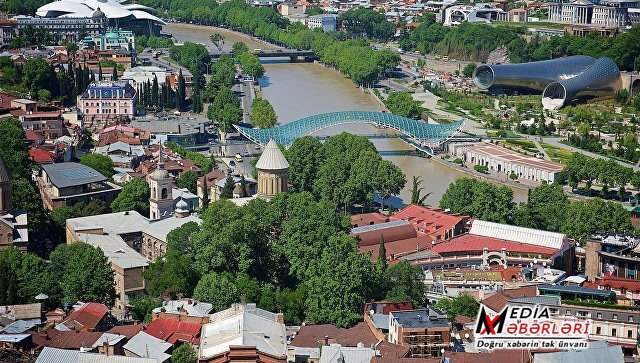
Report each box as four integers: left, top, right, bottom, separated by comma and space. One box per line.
234, 111, 464, 147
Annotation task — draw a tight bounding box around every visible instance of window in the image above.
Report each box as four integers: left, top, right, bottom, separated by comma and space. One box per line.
628, 330, 633, 338
611, 328, 617, 337
629, 316, 634, 322
565, 310, 571, 315
597, 312, 602, 319
596, 327, 601, 335
613, 314, 618, 320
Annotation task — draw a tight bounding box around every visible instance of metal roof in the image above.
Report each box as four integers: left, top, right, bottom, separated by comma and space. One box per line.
0, 334, 30, 343
77, 233, 149, 269
1, 318, 41, 333
470, 220, 566, 250
35, 347, 158, 363
142, 214, 201, 243
200, 308, 287, 359
41, 162, 106, 188
255, 139, 289, 170
389, 309, 450, 329
123, 332, 172, 362
319, 345, 376, 363
351, 220, 410, 234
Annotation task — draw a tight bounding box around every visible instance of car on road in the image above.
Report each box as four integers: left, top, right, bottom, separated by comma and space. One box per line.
229, 160, 236, 166
235, 153, 244, 162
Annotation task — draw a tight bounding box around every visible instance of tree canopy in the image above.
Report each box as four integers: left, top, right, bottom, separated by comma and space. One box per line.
80, 153, 114, 178
111, 177, 150, 216
385, 91, 423, 119
439, 178, 514, 223
251, 98, 277, 129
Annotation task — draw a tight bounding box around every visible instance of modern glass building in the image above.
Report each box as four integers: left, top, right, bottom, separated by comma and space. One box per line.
542, 57, 622, 110
472, 56, 622, 109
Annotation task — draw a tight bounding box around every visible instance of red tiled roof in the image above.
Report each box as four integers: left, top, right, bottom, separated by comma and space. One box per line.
290, 322, 377, 348
597, 276, 640, 293
63, 302, 109, 331
25, 130, 44, 143
145, 318, 201, 344
359, 236, 434, 262
392, 205, 468, 238
28, 148, 55, 164
432, 234, 558, 256
107, 324, 146, 339
352, 224, 417, 247
350, 213, 389, 227
481, 285, 538, 312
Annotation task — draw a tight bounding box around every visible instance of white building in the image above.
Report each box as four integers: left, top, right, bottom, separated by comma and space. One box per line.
121, 66, 169, 88
307, 14, 338, 32
442, 4, 505, 26
450, 142, 564, 183
199, 304, 286, 362
548, 0, 638, 27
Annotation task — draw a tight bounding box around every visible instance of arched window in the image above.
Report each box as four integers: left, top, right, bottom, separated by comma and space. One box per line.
152, 186, 156, 196
161, 188, 168, 199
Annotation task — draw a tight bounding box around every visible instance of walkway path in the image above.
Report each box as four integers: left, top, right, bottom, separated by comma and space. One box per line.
544, 137, 640, 171
532, 139, 552, 161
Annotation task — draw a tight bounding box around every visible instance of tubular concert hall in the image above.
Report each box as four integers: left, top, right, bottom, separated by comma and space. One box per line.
36, 0, 165, 35
473, 56, 622, 109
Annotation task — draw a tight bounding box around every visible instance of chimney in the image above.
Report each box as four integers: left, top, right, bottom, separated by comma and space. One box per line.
323, 335, 329, 346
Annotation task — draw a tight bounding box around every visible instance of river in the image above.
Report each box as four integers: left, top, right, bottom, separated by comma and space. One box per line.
166, 23, 529, 206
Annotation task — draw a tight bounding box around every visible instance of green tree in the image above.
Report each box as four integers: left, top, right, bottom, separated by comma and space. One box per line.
193, 272, 239, 312
285, 136, 322, 193
112, 64, 118, 80
128, 295, 160, 322
462, 63, 477, 78
177, 69, 186, 110
304, 234, 373, 327
80, 153, 114, 178
410, 176, 431, 206
110, 177, 150, 216
377, 236, 387, 269
49, 243, 115, 305
166, 221, 201, 257
172, 344, 198, 363
219, 176, 235, 199
250, 98, 277, 128
385, 260, 426, 307
561, 198, 633, 241
176, 170, 198, 194
434, 294, 479, 322
143, 251, 199, 299
439, 178, 514, 223
231, 42, 249, 58
385, 91, 422, 118
514, 183, 568, 232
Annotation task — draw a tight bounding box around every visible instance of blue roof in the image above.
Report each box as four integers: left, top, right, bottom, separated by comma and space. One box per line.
1, 318, 42, 333
235, 111, 463, 147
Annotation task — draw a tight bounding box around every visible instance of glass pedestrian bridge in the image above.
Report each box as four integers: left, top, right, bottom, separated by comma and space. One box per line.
234, 111, 464, 150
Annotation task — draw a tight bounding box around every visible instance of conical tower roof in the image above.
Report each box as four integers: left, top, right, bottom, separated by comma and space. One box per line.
255, 139, 289, 171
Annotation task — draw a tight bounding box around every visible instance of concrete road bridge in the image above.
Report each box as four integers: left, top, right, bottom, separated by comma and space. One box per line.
211, 49, 315, 61
234, 111, 464, 156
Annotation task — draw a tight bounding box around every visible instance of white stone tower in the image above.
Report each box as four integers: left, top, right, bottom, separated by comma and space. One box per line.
149, 147, 174, 220
256, 139, 289, 199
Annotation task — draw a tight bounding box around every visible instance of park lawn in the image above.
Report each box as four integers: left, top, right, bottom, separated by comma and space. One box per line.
540, 142, 574, 164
